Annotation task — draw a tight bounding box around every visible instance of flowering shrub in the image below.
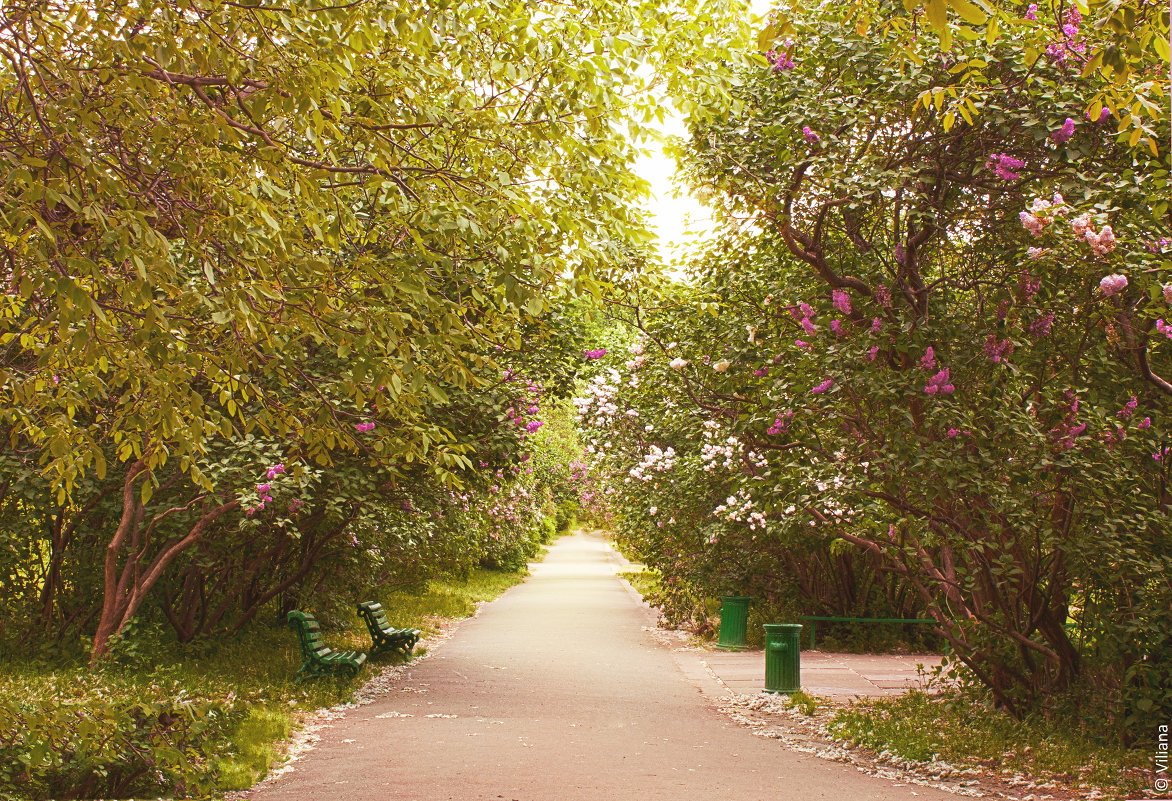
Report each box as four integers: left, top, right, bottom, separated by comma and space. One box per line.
581, 1, 1169, 737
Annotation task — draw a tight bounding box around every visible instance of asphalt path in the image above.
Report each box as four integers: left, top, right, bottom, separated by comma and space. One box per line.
246, 531, 952, 800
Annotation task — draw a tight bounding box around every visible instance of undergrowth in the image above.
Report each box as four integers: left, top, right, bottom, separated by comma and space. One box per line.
829, 689, 1154, 800
0, 564, 535, 799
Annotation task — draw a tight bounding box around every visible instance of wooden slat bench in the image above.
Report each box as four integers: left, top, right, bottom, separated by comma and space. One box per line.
286, 609, 367, 681
357, 600, 420, 657
799, 615, 935, 649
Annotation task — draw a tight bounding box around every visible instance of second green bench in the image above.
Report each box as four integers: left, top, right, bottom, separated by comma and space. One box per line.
799, 615, 935, 649
357, 600, 420, 657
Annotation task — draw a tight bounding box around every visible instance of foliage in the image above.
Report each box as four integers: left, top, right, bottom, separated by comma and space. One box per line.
576, 0, 1170, 740
0, 0, 750, 658
0, 560, 535, 799
0, 675, 242, 800
764, 0, 1169, 155
829, 689, 1153, 798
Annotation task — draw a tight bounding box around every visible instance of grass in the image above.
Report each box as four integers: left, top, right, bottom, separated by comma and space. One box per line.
828, 689, 1153, 800
617, 567, 658, 600
0, 564, 535, 798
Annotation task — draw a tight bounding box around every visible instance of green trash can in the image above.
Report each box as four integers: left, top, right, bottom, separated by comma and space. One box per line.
716, 596, 751, 651
763, 623, 802, 693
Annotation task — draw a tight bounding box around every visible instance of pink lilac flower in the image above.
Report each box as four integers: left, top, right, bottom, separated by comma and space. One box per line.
767, 48, 795, 71
795, 339, 811, 351
1025, 3, 1037, 19
256, 483, 271, 493
803, 126, 820, 143
800, 317, 818, 336
984, 335, 1013, 363
894, 243, 906, 265
767, 411, 794, 435
867, 345, 880, 361
1020, 211, 1045, 236
919, 346, 937, 370
266, 463, 285, 479
1072, 213, 1092, 236
1099, 273, 1128, 296
1163, 284, 1172, 304
1051, 394, 1087, 450
1020, 274, 1041, 301
355, 422, 376, 432
1029, 311, 1055, 337
1050, 117, 1076, 144
582, 348, 607, 360
871, 317, 882, 333
1157, 319, 1172, 339
799, 302, 814, 318
832, 289, 852, 314
754, 369, 769, 377
874, 284, 891, 307
1138, 417, 1152, 429
947, 428, 961, 438
1117, 396, 1138, 419
811, 378, 835, 394
987, 153, 1026, 180
1027, 246, 1048, 259
1086, 225, 1116, 256
830, 320, 844, 337
923, 368, 955, 395
526, 420, 544, 433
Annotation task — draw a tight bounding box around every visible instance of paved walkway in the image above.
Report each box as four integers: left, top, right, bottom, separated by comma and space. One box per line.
703, 649, 942, 700
246, 532, 954, 800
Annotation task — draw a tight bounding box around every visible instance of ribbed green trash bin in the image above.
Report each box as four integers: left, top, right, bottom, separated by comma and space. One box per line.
716, 596, 751, 651
763, 623, 802, 693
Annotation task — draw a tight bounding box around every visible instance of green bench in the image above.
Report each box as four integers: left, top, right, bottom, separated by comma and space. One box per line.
287, 609, 367, 681
799, 615, 935, 649
357, 600, 420, 657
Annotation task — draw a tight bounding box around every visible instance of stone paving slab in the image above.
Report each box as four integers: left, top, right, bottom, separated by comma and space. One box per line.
700, 648, 943, 701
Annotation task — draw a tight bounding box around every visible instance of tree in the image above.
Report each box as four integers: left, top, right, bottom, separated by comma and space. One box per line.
580, 0, 1169, 736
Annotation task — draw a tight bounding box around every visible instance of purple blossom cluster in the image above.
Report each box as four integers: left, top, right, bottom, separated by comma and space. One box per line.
767, 410, 794, 436
1117, 396, 1138, 419
354, 421, 376, 432
246, 463, 290, 516
1047, 5, 1087, 65
766, 47, 795, 71
582, 348, 607, 360
1051, 394, 1086, 450
987, 153, 1025, 181
832, 289, 852, 315
1028, 311, 1055, 337
1050, 117, 1076, 144
984, 335, 1013, 363
919, 346, 937, 370
923, 368, 955, 395
811, 377, 835, 395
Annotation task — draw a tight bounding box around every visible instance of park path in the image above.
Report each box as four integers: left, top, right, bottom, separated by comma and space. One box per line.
246, 532, 953, 800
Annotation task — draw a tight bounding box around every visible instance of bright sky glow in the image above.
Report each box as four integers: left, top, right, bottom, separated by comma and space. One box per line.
635, 0, 775, 272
